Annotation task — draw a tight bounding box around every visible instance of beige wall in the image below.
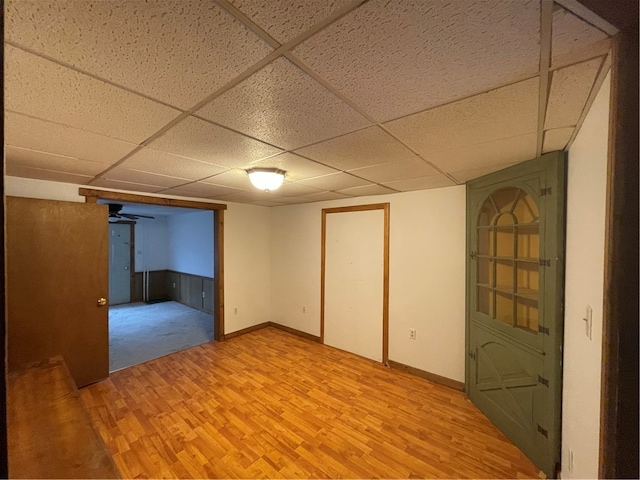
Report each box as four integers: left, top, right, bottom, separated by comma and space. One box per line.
561, 73, 610, 479
271, 186, 467, 382
3, 177, 273, 336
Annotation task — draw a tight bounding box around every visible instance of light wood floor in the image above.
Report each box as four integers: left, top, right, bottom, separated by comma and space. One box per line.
81, 327, 541, 479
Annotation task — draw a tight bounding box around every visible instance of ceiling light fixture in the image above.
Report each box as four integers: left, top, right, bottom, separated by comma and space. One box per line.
246, 168, 286, 191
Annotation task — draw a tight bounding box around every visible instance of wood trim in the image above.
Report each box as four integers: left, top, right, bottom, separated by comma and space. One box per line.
79, 188, 228, 211
320, 203, 390, 365
269, 323, 322, 343
214, 209, 225, 341
387, 360, 465, 391
223, 322, 270, 341
599, 23, 639, 480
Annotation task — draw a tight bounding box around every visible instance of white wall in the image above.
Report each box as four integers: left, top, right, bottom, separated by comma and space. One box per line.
134, 217, 169, 272
166, 211, 214, 277
271, 186, 467, 382
561, 73, 610, 479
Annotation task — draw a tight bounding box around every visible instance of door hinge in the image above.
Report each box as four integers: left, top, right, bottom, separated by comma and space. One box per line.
540, 187, 552, 196
470, 251, 477, 259
538, 325, 550, 335
537, 425, 549, 438
538, 375, 549, 387
539, 258, 551, 267
468, 351, 477, 361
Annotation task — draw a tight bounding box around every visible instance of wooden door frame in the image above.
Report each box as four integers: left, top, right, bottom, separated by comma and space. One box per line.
320, 203, 390, 365
80, 188, 227, 342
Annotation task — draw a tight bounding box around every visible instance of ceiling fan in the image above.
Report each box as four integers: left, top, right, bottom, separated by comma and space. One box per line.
108, 203, 155, 222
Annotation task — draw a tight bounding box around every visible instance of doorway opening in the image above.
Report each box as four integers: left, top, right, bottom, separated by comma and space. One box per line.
80, 188, 226, 372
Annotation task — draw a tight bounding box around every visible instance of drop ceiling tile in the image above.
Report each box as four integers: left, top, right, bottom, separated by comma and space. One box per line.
121, 148, 228, 180
149, 116, 282, 167
4, 112, 137, 165
250, 200, 287, 207
295, 126, 414, 170
270, 196, 317, 205
449, 163, 518, 183
197, 57, 370, 150
5, 0, 272, 109
229, 0, 355, 44
382, 174, 456, 192
249, 152, 339, 181
4, 46, 181, 144
90, 178, 162, 194
296, 172, 371, 191
214, 190, 285, 204
385, 78, 539, 155
545, 58, 602, 130
5, 164, 94, 184
159, 182, 244, 199
348, 157, 438, 183
103, 168, 191, 189
425, 133, 538, 173
5, 146, 110, 176
273, 182, 324, 197
200, 169, 254, 190
543, 127, 574, 153
293, 0, 540, 121
300, 191, 353, 202
335, 184, 397, 196
551, 7, 610, 68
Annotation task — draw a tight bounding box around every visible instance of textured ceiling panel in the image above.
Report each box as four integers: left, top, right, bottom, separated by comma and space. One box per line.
229, 0, 356, 44
6, 164, 94, 184
545, 58, 602, 130
295, 126, 415, 170
348, 157, 438, 183
214, 190, 285, 203
5, 46, 181, 144
149, 116, 282, 167
122, 148, 228, 180
90, 178, 162, 193
449, 162, 518, 183
159, 182, 243, 198
299, 191, 353, 202
5, 146, 110, 176
271, 182, 324, 197
201, 169, 254, 190
249, 152, 339, 182
296, 172, 370, 191
542, 127, 574, 153
426, 133, 537, 173
197, 58, 370, 150
5, 0, 272, 109
4, 112, 137, 166
335, 184, 397, 196
386, 78, 539, 155
293, 0, 540, 121
103, 168, 192, 188
551, 7, 610, 68
381, 174, 456, 192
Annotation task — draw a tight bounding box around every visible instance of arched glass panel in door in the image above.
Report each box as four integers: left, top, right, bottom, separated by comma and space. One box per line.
476, 187, 540, 332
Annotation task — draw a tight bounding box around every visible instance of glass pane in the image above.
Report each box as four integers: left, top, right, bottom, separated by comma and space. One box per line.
516, 262, 539, 298
495, 292, 514, 325
477, 257, 492, 285
477, 227, 493, 255
491, 188, 520, 213
495, 259, 514, 292
516, 297, 538, 332
517, 225, 540, 259
496, 212, 516, 226
513, 191, 539, 224
477, 286, 493, 316
478, 200, 497, 226
496, 227, 515, 257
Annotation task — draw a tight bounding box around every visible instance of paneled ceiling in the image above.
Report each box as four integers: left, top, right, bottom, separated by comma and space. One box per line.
4, 0, 614, 206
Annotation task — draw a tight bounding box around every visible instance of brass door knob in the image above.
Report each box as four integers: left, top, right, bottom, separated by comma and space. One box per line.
97, 297, 107, 306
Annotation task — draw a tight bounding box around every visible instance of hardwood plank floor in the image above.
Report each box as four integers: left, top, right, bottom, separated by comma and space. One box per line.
80, 327, 541, 479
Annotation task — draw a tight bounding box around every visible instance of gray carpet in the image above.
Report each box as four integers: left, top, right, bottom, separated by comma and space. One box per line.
109, 301, 214, 372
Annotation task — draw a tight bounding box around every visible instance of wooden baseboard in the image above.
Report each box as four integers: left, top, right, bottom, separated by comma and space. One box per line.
387, 359, 465, 391
268, 323, 321, 343
223, 322, 271, 341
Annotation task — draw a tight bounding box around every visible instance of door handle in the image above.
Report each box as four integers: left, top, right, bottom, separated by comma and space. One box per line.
97, 297, 107, 306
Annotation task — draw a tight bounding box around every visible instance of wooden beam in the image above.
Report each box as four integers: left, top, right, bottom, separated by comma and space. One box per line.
79, 188, 227, 210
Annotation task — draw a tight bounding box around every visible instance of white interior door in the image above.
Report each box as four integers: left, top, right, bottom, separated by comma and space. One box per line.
324, 209, 384, 362
109, 223, 131, 305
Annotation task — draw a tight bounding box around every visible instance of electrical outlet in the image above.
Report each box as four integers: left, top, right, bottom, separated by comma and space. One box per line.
172, 282, 176, 288
234, 307, 238, 315
302, 306, 306, 313
409, 328, 416, 340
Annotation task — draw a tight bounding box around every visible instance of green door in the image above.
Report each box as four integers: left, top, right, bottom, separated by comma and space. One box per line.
466, 151, 566, 477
